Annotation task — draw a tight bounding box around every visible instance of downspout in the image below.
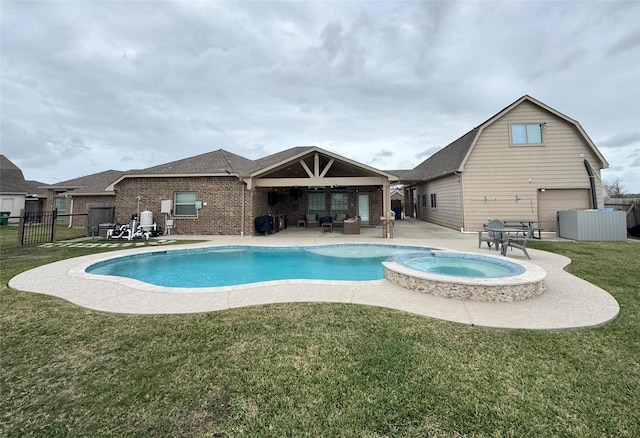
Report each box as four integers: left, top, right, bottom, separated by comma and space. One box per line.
584, 159, 598, 209
456, 170, 466, 233
67, 196, 74, 228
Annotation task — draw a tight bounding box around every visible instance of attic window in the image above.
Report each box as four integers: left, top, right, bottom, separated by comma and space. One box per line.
511, 123, 543, 145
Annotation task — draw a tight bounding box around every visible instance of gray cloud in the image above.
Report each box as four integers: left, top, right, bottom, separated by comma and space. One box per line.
1, 0, 639, 191
599, 132, 640, 149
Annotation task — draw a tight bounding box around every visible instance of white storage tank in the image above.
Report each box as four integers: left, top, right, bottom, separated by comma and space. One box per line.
140, 210, 154, 231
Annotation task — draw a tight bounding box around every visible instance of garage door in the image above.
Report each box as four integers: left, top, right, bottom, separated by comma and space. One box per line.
537, 189, 590, 232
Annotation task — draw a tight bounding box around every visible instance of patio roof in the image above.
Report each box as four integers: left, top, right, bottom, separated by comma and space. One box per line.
246, 146, 398, 189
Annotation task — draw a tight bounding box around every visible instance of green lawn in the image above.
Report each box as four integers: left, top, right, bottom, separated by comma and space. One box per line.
1, 227, 639, 437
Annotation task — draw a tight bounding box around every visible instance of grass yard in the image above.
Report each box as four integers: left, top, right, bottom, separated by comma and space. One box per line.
1, 227, 639, 437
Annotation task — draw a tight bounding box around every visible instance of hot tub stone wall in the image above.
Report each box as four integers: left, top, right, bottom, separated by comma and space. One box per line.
383, 267, 546, 302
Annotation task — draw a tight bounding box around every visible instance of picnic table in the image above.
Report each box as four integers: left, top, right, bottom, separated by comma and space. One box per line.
500, 219, 542, 239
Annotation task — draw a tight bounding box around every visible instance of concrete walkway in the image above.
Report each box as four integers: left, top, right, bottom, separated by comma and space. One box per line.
9, 219, 620, 331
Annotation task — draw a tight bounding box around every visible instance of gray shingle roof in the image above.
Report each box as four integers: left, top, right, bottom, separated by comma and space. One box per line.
49, 169, 125, 195
25, 180, 49, 197
253, 146, 314, 169
131, 149, 260, 176
0, 155, 28, 193
411, 128, 479, 180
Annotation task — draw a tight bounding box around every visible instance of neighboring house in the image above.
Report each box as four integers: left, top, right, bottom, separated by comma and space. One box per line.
45, 170, 124, 230
107, 147, 398, 236
0, 155, 48, 222
401, 95, 609, 232
390, 188, 405, 218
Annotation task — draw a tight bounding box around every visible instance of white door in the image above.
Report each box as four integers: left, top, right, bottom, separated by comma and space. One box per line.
358, 194, 369, 222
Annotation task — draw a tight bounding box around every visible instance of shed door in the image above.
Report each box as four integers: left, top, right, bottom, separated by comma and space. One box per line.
537, 189, 590, 232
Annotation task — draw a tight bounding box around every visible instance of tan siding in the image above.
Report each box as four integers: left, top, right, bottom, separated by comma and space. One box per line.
537, 189, 590, 231
416, 176, 462, 229
461, 100, 605, 230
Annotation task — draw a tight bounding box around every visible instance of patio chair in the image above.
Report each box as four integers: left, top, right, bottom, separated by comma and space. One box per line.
501, 224, 534, 259
343, 217, 361, 234
305, 213, 319, 227
334, 213, 347, 228
478, 219, 504, 249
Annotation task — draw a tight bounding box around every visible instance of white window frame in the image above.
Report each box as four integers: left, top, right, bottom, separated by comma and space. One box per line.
174, 192, 197, 217
510, 123, 544, 145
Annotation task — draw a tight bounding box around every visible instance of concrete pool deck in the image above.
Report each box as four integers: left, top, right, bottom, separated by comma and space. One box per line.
9, 219, 620, 331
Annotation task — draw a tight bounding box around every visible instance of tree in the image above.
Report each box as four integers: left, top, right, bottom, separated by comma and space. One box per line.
603, 178, 626, 197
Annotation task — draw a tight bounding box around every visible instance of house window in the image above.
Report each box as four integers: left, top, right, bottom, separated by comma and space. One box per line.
430, 193, 437, 208
511, 123, 543, 145
421, 194, 427, 207
54, 197, 66, 213
331, 193, 348, 216
308, 192, 325, 217
174, 192, 197, 216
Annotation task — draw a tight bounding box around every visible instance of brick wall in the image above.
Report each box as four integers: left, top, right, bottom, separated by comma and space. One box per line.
115, 177, 250, 235
114, 177, 386, 236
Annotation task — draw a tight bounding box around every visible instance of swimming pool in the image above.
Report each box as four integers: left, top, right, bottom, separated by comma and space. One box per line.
86, 244, 433, 288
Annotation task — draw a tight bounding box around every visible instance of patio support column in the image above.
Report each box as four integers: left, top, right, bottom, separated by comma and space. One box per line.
240, 179, 246, 237
382, 179, 391, 238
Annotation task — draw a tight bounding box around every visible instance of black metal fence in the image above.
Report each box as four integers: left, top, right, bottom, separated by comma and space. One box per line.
16, 210, 88, 246
18, 209, 58, 246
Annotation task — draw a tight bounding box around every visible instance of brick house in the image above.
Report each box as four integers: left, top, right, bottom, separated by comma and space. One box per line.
45, 170, 124, 231
107, 147, 399, 236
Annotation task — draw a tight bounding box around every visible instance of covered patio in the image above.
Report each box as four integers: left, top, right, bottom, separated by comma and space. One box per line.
246, 148, 398, 234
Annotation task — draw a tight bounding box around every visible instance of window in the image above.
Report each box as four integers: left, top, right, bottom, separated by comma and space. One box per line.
511, 123, 543, 145
174, 192, 197, 216
430, 193, 437, 208
331, 193, 348, 216
54, 197, 66, 213
308, 192, 325, 217
421, 194, 427, 207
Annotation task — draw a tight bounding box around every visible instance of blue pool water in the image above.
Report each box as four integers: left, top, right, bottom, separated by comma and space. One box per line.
86, 244, 432, 288
392, 252, 525, 278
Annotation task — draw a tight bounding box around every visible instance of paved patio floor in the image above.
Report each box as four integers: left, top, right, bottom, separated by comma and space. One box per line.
9, 219, 620, 331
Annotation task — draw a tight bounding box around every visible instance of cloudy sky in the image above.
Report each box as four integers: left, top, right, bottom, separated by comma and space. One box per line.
2, 1, 639, 192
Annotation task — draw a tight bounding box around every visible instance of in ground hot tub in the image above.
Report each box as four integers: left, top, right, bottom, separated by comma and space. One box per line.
383, 252, 546, 302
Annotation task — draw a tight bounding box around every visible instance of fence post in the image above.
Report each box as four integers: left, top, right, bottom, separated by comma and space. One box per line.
18, 209, 25, 246
51, 208, 58, 242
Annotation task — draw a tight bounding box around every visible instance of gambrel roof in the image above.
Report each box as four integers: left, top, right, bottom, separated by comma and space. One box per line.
0, 155, 28, 193
410, 95, 609, 182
